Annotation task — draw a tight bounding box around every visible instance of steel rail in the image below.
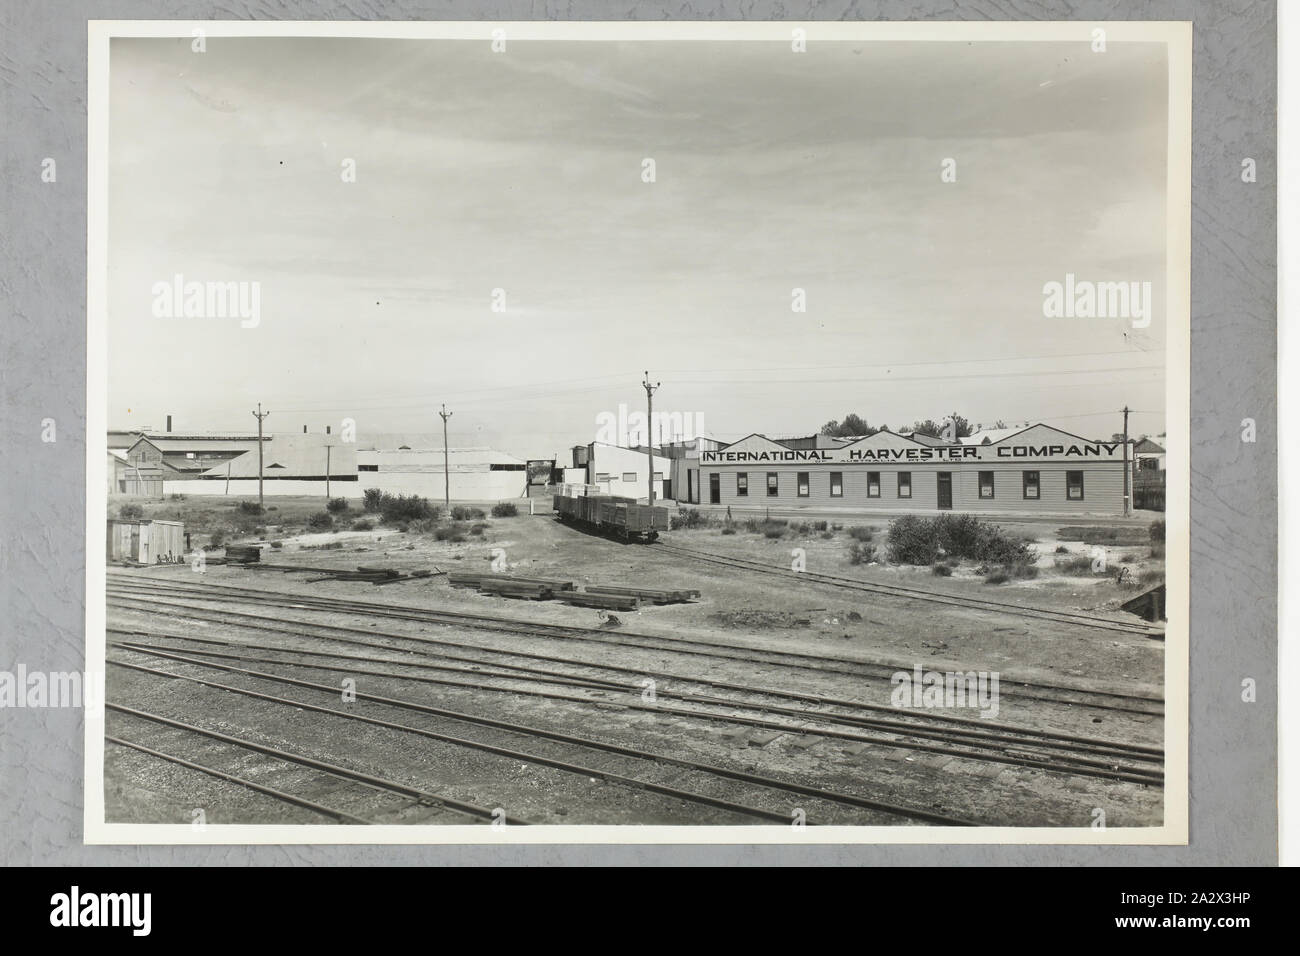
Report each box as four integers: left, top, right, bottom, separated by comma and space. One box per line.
108, 702, 531, 825
110, 628, 1162, 766
109, 642, 1162, 786
108, 656, 977, 826
105, 733, 378, 825
652, 542, 1162, 636
105, 575, 1165, 710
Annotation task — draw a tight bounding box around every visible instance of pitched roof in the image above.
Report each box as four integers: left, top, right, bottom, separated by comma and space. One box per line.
200, 434, 356, 478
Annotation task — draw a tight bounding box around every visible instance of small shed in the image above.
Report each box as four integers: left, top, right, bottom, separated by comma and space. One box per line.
107, 519, 185, 564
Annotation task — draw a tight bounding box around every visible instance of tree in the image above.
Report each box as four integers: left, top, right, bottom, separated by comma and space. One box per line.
820, 413, 880, 438
910, 414, 973, 440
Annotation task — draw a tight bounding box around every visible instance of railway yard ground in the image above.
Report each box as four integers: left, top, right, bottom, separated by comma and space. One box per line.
103, 494, 1167, 829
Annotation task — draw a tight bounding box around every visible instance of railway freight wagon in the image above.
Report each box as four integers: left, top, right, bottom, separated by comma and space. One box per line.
553, 493, 668, 541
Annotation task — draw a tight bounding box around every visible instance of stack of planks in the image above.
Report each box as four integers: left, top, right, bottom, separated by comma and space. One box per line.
583, 584, 700, 605
303, 566, 436, 585
447, 571, 696, 611
224, 545, 262, 565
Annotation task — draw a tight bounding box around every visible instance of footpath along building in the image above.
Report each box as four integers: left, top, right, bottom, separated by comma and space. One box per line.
698, 424, 1129, 515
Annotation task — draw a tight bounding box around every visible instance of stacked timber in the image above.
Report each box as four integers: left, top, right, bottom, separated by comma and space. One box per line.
562, 592, 638, 611
584, 584, 700, 605
224, 545, 262, 564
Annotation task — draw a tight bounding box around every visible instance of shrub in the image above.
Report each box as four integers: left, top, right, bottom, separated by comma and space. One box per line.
846, 526, 874, 542
327, 497, 350, 514
721, 526, 736, 536
254, 526, 266, 536
209, 531, 226, 548
363, 488, 384, 513
451, 506, 486, 521
985, 570, 1010, 585
379, 494, 437, 524
307, 512, 334, 531
237, 500, 264, 515
763, 527, 785, 539
820, 531, 835, 540
1149, 519, 1166, 543
407, 518, 439, 535
1055, 545, 1069, 554
469, 522, 488, 536
886, 514, 1031, 566
435, 523, 469, 542
671, 508, 707, 530
118, 503, 144, 520
350, 519, 374, 532
811, 520, 828, 532
491, 502, 519, 518
1054, 555, 1097, 574
168, 493, 186, 501
270, 540, 283, 549
1149, 543, 1165, 559
931, 562, 953, 577
848, 541, 876, 565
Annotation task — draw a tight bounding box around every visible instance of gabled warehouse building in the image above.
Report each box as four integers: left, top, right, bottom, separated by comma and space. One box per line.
698, 424, 1128, 515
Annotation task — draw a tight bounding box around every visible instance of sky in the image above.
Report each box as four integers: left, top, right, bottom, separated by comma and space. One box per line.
107, 36, 1170, 459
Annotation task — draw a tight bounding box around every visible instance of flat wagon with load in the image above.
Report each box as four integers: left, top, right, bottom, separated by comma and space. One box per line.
553, 492, 668, 542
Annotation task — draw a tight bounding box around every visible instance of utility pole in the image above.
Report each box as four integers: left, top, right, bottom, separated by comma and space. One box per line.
439, 404, 452, 515
251, 403, 270, 510
643, 371, 660, 505
324, 443, 333, 499
1122, 405, 1131, 516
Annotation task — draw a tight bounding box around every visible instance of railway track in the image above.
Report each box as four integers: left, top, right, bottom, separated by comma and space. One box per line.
106, 574, 1164, 715
107, 632, 1161, 785
107, 652, 980, 826
104, 577, 1163, 786
106, 703, 530, 825
651, 541, 1163, 637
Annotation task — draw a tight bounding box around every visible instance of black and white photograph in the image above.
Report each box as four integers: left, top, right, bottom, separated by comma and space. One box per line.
87, 20, 1191, 842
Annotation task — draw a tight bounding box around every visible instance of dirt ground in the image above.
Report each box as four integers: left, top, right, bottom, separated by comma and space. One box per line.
103, 495, 1166, 829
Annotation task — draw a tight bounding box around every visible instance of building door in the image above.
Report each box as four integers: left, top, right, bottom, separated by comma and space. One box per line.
937, 472, 952, 509
709, 473, 720, 504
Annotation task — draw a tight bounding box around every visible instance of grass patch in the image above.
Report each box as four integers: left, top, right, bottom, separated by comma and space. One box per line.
1055, 525, 1148, 546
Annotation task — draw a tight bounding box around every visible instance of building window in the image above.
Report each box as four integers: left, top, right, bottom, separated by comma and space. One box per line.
898, 472, 912, 498
979, 471, 995, 499
652, 472, 663, 481
737, 473, 748, 497
867, 472, 880, 498
596, 473, 611, 482
767, 472, 779, 496
1022, 471, 1040, 499
622, 472, 637, 482
1067, 470, 1085, 500
797, 472, 810, 497
830, 472, 843, 497
358, 464, 378, 472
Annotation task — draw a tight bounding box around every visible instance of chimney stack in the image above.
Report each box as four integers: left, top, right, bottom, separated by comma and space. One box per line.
166, 415, 172, 433
326, 425, 331, 435
303, 425, 307, 433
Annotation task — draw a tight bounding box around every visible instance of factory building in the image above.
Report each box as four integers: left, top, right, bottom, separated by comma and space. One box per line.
355, 446, 527, 500
698, 424, 1128, 515
575, 442, 674, 501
